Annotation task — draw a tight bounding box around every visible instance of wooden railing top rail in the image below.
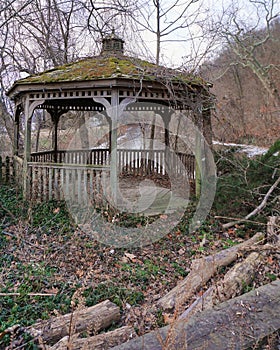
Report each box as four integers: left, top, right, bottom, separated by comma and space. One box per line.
30, 149, 194, 156
27, 162, 110, 170
31, 148, 110, 155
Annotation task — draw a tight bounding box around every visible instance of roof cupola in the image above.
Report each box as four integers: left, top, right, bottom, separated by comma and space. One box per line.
101, 29, 124, 55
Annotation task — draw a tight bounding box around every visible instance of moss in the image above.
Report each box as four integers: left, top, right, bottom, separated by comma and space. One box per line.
15, 55, 208, 88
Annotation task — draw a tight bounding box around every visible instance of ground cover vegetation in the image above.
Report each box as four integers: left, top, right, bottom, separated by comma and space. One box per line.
0, 143, 279, 349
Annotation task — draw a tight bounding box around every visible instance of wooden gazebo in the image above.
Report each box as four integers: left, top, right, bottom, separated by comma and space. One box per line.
7, 32, 214, 211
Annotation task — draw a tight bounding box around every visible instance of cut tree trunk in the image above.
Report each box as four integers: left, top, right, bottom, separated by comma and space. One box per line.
49, 326, 136, 350
27, 300, 120, 345
179, 251, 262, 320
157, 232, 264, 311
111, 279, 280, 350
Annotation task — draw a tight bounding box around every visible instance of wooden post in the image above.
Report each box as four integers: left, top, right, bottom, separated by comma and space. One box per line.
162, 111, 171, 148
202, 103, 213, 147
23, 117, 32, 199
22, 98, 45, 200
49, 109, 64, 163
13, 107, 21, 156
160, 110, 171, 176
105, 115, 112, 153
195, 129, 202, 199
110, 89, 119, 203
93, 95, 135, 205
53, 117, 59, 163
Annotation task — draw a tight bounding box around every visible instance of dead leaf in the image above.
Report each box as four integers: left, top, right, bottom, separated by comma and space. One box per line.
124, 253, 137, 262
227, 228, 235, 235
120, 257, 129, 263
178, 248, 185, 255
267, 256, 274, 265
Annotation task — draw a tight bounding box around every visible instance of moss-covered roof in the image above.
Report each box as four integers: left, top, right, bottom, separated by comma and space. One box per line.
12, 54, 208, 88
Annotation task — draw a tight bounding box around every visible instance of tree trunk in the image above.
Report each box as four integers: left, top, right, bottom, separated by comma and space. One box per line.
111, 280, 280, 350
49, 326, 136, 350
157, 232, 264, 311
27, 300, 120, 345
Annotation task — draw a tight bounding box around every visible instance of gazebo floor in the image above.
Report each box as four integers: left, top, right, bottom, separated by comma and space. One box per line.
117, 174, 191, 216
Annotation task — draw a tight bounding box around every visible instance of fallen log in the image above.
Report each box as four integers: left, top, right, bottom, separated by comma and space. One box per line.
111, 280, 280, 350
180, 251, 262, 320
49, 326, 136, 350
27, 299, 120, 345
157, 232, 264, 311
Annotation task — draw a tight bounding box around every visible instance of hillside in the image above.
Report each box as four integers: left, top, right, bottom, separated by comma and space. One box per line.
201, 19, 280, 146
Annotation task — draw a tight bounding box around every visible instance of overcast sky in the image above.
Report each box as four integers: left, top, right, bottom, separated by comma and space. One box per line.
135, 0, 280, 68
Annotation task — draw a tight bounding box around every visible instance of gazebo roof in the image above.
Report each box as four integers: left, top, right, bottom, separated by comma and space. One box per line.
7, 33, 213, 113
12, 55, 205, 86
8, 54, 211, 101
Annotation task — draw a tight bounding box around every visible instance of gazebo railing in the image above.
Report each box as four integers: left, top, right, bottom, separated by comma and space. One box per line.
28, 162, 109, 204
31, 149, 110, 165
30, 148, 195, 179
12, 149, 195, 203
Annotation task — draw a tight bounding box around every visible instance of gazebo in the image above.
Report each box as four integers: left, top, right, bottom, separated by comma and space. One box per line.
7, 32, 214, 213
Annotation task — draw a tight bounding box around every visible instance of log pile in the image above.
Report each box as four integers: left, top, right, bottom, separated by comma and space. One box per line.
111, 280, 280, 350
111, 216, 280, 349
3, 217, 279, 349
157, 231, 265, 312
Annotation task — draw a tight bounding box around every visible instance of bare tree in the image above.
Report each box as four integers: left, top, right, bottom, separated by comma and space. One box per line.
129, 0, 202, 64
215, 0, 280, 106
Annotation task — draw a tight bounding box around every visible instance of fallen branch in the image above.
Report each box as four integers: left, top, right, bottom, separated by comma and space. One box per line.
27, 300, 120, 345
157, 232, 264, 311
0, 292, 56, 297
49, 326, 136, 350
0, 324, 21, 341
112, 280, 280, 350
214, 216, 266, 226
2, 230, 45, 250
179, 251, 262, 320
223, 175, 280, 229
